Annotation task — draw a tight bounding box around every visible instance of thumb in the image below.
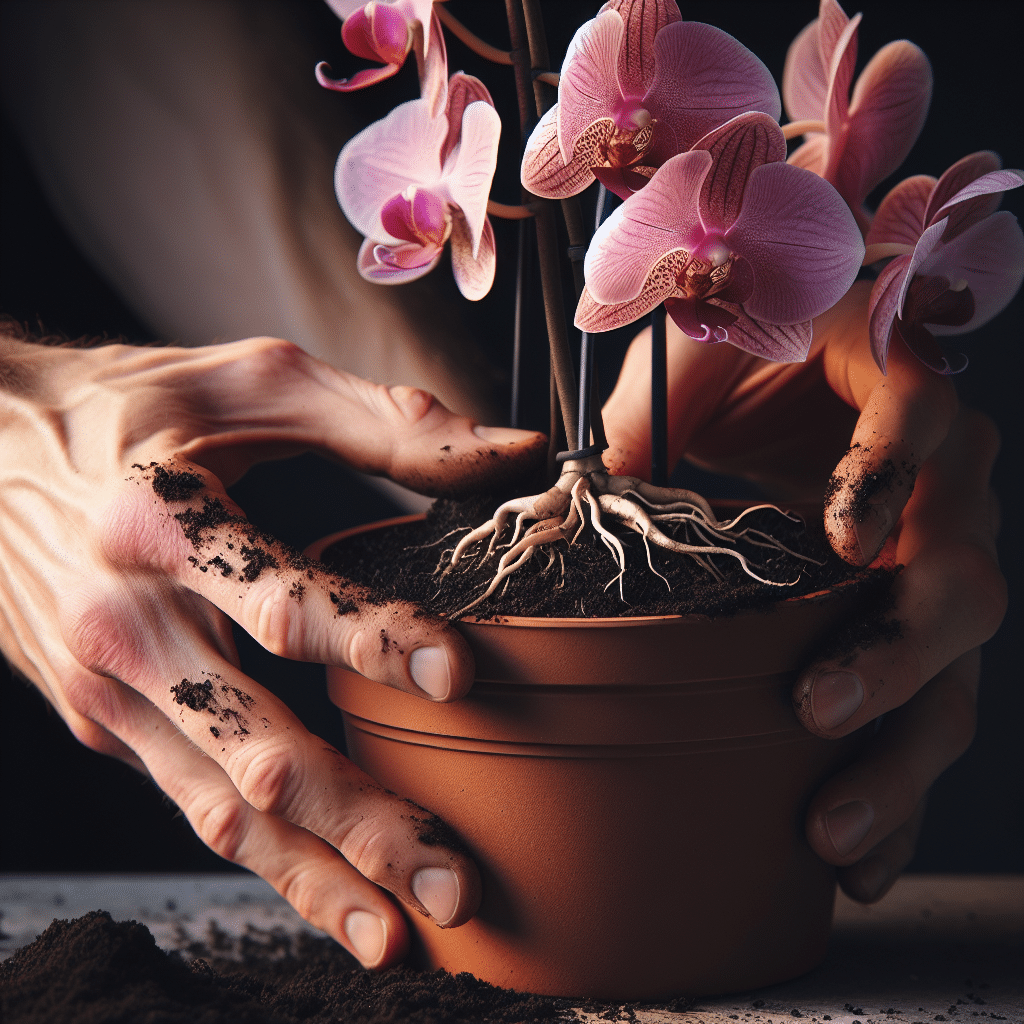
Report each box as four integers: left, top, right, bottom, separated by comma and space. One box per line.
304, 372, 545, 498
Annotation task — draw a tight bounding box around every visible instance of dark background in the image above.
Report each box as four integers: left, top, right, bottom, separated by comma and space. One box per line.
1, 1, 1020, 875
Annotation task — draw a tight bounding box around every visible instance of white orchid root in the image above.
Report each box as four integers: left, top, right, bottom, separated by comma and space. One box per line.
438, 455, 822, 617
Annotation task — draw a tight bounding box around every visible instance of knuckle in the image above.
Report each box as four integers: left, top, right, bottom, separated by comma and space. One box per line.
100, 485, 186, 573
234, 742, 304, 819
237, 337, 308, 384
61, 598, 142, 679
279, 866, 327, 924
337, 814, 393, 881
244, 582, 302, 658
191, 793, 251, 863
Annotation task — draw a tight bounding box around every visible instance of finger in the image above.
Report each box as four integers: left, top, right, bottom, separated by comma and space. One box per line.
836, 799, 927, 904
163, 337, 545, 497
795, 410, 1004, 738
821, 291, 959, 565
62, 634, 482, 951
68, 674, 408, 966
600, 322, 752, 479
804, 650, 979, 872
109, 466, 474, 701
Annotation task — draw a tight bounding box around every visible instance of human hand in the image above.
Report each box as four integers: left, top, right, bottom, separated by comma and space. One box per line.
0, 331, 544, 965
600, 281, 1006, 902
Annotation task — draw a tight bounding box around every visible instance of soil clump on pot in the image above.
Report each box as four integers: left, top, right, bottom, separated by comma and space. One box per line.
322, 494, 895, 620
1, 911, 692, 1023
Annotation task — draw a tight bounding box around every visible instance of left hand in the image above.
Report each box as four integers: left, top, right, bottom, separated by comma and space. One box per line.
601, 281, 1006, 902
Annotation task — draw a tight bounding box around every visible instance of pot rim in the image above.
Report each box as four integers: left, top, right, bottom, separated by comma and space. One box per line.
305, 510, 893, 628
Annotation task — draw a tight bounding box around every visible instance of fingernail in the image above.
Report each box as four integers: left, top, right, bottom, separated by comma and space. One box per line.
825, 800, 874, 857
411, 866, 460, 927
409, 646, 451, 700
811, 671, 863, 731
854, 501, 892, 563
850, 854, 890, 902
473, 424, 540, 445
344, 910, 387, 966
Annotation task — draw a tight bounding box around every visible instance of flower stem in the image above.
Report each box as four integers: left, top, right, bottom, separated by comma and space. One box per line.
508, 0, 579, 453
863, 241, 914, 264
650, 304, 668, 487
434, 4, 513, 64
781, 119, 826, 139
486, 199, 535, 219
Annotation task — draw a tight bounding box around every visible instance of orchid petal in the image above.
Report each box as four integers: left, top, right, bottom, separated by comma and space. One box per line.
416, 12, 449, 119
574, 268, 678, 332
727, 162, 864, 324
445, 101, 501, 257
923, 211, 1024, 336
380, 188, 449, 246
521, 106, 598, 199
357, 236, 442, 285
892, 317, 966, 374
584, 151, 710, 304
442, 73, 494, 167
833, 40, 932, 209
787, 133, 828, 177
931, 167, 1024, 240
324, 0, 365, 18
867, 175, 936, 247
341, 4, 410, 64
924, 151, 1002, 228
557, 12, 626, 165
315, 60, 402, 93
822, 12, 859, 142
645, 22, 781, 166
449, 213, 496, 300
703, 301, 814, 362
867, 253, 912, 372
692, 113, 787, 232
816, 0, 853, 70
663, 296, 737, 342
600, 0, 683, 98
782, 18, 826, 123
336, 99, 446, 240
592, 164, 656, 199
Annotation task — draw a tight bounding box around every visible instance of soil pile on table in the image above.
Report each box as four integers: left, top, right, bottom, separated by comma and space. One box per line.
323, 494, 893, 620
2, 912, 688, 1023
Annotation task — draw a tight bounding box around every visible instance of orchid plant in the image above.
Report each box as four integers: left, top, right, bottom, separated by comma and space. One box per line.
319, 0, 1023, 615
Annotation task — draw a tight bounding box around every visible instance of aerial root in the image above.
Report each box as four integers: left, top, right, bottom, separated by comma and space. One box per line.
444, 466, 814, 617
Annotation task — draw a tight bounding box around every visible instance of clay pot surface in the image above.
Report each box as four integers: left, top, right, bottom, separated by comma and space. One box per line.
308, 515, 870, 1000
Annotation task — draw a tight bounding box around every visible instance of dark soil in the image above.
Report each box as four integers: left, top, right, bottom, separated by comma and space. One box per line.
321, 493, 896, 620
1, 912, 691, 1024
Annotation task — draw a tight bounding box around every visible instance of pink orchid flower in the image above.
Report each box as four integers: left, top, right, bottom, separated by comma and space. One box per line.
575, 112, 864, 362
521, 0, 780, 201
317, 0, 447, 117
783, 0, 932, 234
335, 73, 500, 300
866, 152, 1024, 373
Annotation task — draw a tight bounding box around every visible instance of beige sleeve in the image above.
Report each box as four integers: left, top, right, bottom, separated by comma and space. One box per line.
0, 0, 492, 419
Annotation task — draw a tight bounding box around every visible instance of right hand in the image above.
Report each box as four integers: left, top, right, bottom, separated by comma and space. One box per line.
0, 330, 545, 966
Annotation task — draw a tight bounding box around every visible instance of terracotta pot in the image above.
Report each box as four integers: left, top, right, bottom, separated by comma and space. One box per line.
307, 513, 873, 1000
